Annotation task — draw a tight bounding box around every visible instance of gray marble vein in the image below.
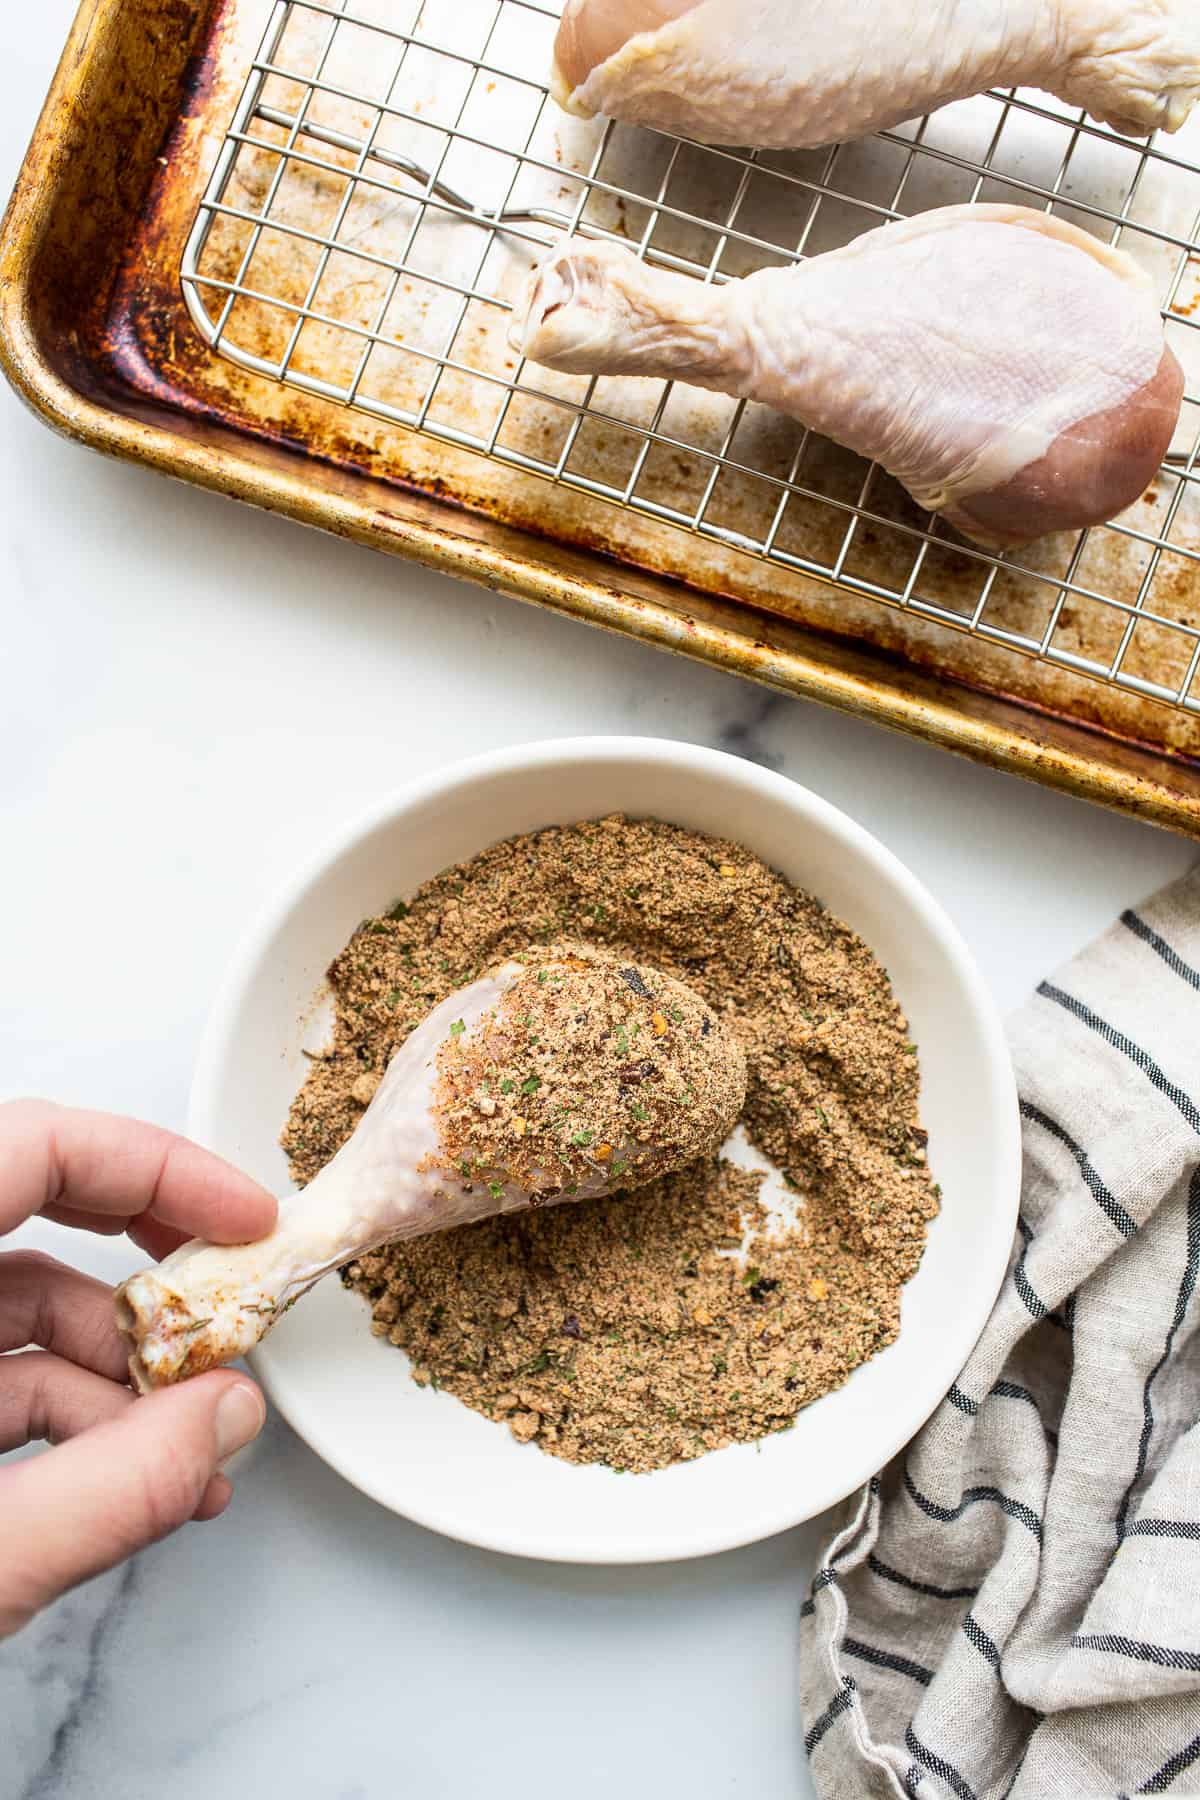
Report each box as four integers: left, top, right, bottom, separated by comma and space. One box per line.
3, 1411, 820, 1798
16, 1561, 138, 1800
716, 689, 790, 771
0, 1508, 126, 1800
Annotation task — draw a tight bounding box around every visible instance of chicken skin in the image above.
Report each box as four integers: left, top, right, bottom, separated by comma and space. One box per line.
511, 205, 1182, 547
553, 0, 1200, 146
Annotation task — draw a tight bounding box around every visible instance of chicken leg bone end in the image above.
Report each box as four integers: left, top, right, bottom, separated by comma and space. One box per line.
1057, 0, 1200, 136
114, 968, 525, 1392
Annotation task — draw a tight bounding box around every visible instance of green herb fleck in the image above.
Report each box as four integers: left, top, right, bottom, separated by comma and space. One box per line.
449, 1019, 465, 1038
521, 1075, 541, 1095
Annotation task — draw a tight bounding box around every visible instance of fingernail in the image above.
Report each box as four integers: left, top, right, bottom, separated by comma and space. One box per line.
215, 1382, 265, 1461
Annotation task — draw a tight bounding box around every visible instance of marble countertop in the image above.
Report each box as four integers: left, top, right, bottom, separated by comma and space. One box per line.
2, 8, 1197, 1797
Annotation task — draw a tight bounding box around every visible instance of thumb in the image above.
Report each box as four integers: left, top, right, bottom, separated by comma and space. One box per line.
0, 1372, 265, 1637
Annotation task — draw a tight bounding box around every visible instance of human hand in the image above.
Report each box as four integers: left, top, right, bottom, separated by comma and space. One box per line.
0, 1099, 278, 1639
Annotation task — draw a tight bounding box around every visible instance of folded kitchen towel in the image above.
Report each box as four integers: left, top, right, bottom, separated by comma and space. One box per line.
800, 867, 1200, 1800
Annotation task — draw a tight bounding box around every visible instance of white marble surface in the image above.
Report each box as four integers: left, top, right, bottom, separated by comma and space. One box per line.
1, 7, 1198, 1797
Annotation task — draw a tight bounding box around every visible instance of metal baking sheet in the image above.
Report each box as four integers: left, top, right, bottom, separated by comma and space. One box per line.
3, 0, 1200, 830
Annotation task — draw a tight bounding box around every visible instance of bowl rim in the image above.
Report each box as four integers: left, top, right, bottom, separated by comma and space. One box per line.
190, 735, 1021, 1562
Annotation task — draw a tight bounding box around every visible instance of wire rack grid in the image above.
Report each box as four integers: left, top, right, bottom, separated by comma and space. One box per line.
181, 0, 1200, 717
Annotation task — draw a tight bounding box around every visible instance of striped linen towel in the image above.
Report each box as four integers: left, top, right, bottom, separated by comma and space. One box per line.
800, 867, 1200, 1800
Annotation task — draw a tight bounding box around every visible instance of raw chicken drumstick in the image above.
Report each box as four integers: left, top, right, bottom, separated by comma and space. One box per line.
553, 0, 1200, 144
510, 204, 1183, 547
115, 946, 746, 1390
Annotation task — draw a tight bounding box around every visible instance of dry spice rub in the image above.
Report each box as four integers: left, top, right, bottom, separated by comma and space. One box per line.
283, 815, 939, 1473
432, 945, 746, 1201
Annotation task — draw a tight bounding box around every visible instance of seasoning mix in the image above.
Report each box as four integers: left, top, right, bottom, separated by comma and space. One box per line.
283, 816, 939, 1473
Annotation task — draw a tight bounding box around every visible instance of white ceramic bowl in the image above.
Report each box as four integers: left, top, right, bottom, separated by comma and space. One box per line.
190, 737, 1019, 1563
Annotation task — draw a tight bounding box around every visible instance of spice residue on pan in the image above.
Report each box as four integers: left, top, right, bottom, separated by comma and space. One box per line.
283, 816, 939, 1473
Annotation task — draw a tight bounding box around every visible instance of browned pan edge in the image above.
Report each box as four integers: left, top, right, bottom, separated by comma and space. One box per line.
3, 0, 1200, 837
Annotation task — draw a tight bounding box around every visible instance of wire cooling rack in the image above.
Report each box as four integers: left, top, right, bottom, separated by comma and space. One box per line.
182, 0, 1200, 715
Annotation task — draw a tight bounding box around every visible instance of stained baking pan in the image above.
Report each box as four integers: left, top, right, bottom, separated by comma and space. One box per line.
4, 0, 1200, 831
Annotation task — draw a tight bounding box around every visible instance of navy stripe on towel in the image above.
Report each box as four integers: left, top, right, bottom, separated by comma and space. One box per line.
844, 1637, 934, 1686
905, 1726, 979, 1800
991, 1380, 1040, 1411
904, 1469, 1043, 1543
1121, 910, 1200, 995
1020, 1100, 1137, 1238
804, 1676, 856, 1754
1073, 1632, 1200, 1673
1013, 1234, 1048, 1320
963, 1613, 1001, 1672
1125, 1517, 1200, 1541
1116, 1167, 1200, 1541
867, 1553, 980, 1602
1038, 982, 1200, 1137
1136, 1728, 1200, 1793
